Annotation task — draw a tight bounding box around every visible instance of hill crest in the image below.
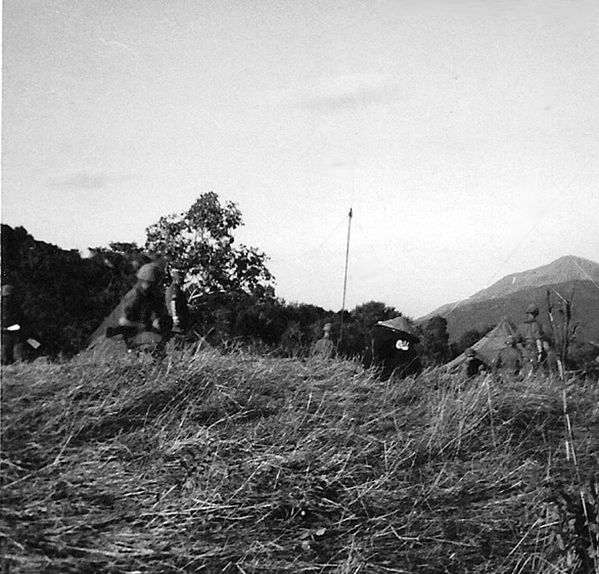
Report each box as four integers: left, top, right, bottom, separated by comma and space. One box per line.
420, 255, 599, 322
418, 256, 599, 343
469, 255, 599, 303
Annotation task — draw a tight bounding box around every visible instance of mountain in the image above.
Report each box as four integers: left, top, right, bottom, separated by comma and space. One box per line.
419, 256, 599, 344
468, 256, 599, 302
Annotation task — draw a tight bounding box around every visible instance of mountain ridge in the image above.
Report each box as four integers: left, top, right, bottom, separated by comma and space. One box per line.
418, 256, 599, 344
419, 255, 599, 323
468, 255, 599, 302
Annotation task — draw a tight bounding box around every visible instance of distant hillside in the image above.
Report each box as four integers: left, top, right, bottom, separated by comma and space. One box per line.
436, 280, 599, 343
469, 256, 599, 302
418, 254, 599, 344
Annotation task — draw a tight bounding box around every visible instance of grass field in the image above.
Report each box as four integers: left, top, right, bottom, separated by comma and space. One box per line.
1, 345, 598, 573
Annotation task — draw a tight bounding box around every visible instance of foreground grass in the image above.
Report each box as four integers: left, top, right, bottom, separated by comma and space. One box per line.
1, 347, 598, 573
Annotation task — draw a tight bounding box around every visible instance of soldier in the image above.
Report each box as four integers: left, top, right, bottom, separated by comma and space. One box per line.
310, 323, 335, 359
493, 336, 523, 377
1, 284, 25, 365
109, 262, 172, 356
463, 347, 488, 378
165, 269, 189, 333
518, 304, 545, 376
165, 269, 190, 350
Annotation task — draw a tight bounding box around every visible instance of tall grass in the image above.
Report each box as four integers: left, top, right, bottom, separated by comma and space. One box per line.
1, 347, 598, 573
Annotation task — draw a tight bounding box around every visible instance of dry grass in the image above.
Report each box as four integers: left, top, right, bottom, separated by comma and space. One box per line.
1, 347, 598, 573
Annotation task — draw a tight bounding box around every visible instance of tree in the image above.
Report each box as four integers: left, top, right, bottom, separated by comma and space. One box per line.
145, 192, 273, 299
421, 315, 450, 366
144, 192, 276, 347
336, 301, 400, 358
1, 225, 132, 356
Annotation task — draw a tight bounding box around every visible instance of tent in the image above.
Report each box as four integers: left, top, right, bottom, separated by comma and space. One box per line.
446, 317, 518, 369
364, 316, 421, 379
87, 297, 130, 348
375, 316, 419, 341
86, 291, 169, 353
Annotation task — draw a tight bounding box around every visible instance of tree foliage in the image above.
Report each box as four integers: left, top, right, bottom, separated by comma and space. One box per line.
420, 315, 450, 365
336, 301, 400, 359
145, 192, 273, 298
1, 225, 137, 356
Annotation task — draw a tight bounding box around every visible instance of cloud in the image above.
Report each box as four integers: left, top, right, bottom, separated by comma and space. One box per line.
49, 172, 109, 191
301, 74, 403, 112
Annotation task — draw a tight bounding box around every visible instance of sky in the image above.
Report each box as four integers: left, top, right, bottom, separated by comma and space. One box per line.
2, 0, 598, 319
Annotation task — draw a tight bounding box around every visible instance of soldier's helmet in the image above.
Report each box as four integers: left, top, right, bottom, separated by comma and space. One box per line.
526, 304, 539, 316
137, 263, 162, 283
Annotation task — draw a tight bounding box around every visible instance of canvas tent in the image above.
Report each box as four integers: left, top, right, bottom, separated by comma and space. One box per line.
376, 316, 419, 341
86, 292, 167, 353
446, 317, 518, 369
87, 297, 130, 348
364, 315, 422, 379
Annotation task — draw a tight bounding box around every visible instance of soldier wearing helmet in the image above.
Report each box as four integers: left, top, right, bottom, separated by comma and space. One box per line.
115, 262, 172, 353
518, 303, 545, 376
492, 335, 523, 377
310, 322, 335, 359
463, 347, 488, 378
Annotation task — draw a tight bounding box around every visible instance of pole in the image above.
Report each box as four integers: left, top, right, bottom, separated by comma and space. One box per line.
340, 208, 353, 343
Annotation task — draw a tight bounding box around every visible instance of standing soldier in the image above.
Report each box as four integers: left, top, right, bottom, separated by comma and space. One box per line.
1, 284, 26, 365
310, 323, 335, 359
165, 269, 189, 349
518, 304, 545, 377
165, 269, 189, 333
109, 262, 172, 356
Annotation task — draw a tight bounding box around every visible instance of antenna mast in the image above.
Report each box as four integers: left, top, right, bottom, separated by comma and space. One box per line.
340, 208, 353, 342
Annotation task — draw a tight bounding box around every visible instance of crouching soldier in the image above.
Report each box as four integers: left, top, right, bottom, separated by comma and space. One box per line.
463, 347, 488, 378
492, 336, 523, 378
108, 262, 172, 358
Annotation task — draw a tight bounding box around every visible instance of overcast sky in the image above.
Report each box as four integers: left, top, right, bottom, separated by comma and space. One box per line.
2, 0, 598, 318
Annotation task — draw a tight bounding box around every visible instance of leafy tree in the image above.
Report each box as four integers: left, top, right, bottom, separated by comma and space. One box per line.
337, 301, 400, 359
421, 315, 450, 365
234, 289, 287, 347
351, 301, 398, 326
145, 192, 273, 298
1, 225, 132, 356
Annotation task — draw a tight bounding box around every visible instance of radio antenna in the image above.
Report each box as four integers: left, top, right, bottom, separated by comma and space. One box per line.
339, 207, 353, 343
